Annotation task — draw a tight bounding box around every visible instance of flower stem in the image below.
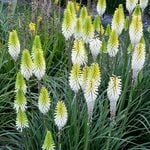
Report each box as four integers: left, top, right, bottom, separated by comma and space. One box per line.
106, 122, 114, 150
84, 115, 90, 150
58, 129, 62, 150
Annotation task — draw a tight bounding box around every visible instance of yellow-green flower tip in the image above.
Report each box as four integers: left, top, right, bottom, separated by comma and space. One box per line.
80, 6, 88, 20
32, 35, 42, 54
15, 71, 26, 93
93, 15, 101, 32
42, 130, 55, 150
140, 37, 145, 44
105, 24, 111, 36
66, 1, 76, 18
133, 5, 141, 16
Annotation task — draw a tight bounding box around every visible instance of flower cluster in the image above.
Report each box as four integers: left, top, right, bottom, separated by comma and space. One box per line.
107, 76, 122, 120
14, 72, 28, 132
42, 130, 55, 150
81, 63, 101, 119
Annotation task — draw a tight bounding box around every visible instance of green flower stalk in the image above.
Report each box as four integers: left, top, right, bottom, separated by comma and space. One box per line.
14, 90, 27, 112
111, 4, 125, 35
21, 49, 33, 80
105, 24, 111, 36
93, 15, 101, 32
15, 71, 26, 94
71, 40, 87, 65
8, 30, 20, 61
126, 0, 138, 14
33, 49, 46, 80
54, 101, 68, 130
16, 108, 29, 132
62, 8, 75, 40
79, 6, 88, 23
74, 18, 82, 40
42, 130, 55, 150
107, 30, 119, 57
124, 16, 129, 31
100, 38, 107, 53
97, 0, 106, 16
38, 87, 50, 114
129, 6, 143, 46
82, 16, 94, 43
69, 64, 81, 93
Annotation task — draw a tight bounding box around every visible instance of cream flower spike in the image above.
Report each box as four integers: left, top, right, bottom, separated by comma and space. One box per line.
21, 49, 33, 80
97, 0, 106, 16
14, 90, 27, 112
82, 16, 94, 43
8, 30, 20, 61
126, 0, 138, 14
15, 71, 27, 94
139, 0, 148, 12
54, 101, 68, 130
69, 64, 81, 93
33, 49, 46, 80
62, 8, 75, 40
131, 41, 145, 80
111, 4, 125, 35
74, 18, 82, 40
89, 38, 102, 60
38, 87, 50, 114
107, 75, 122, 120
107, 30, 119, 57
129, 6, 143, 46
72, 40, 87, 65
84, 63, 101, 119
16, 108, 29, 132
42, 130, 55, 150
